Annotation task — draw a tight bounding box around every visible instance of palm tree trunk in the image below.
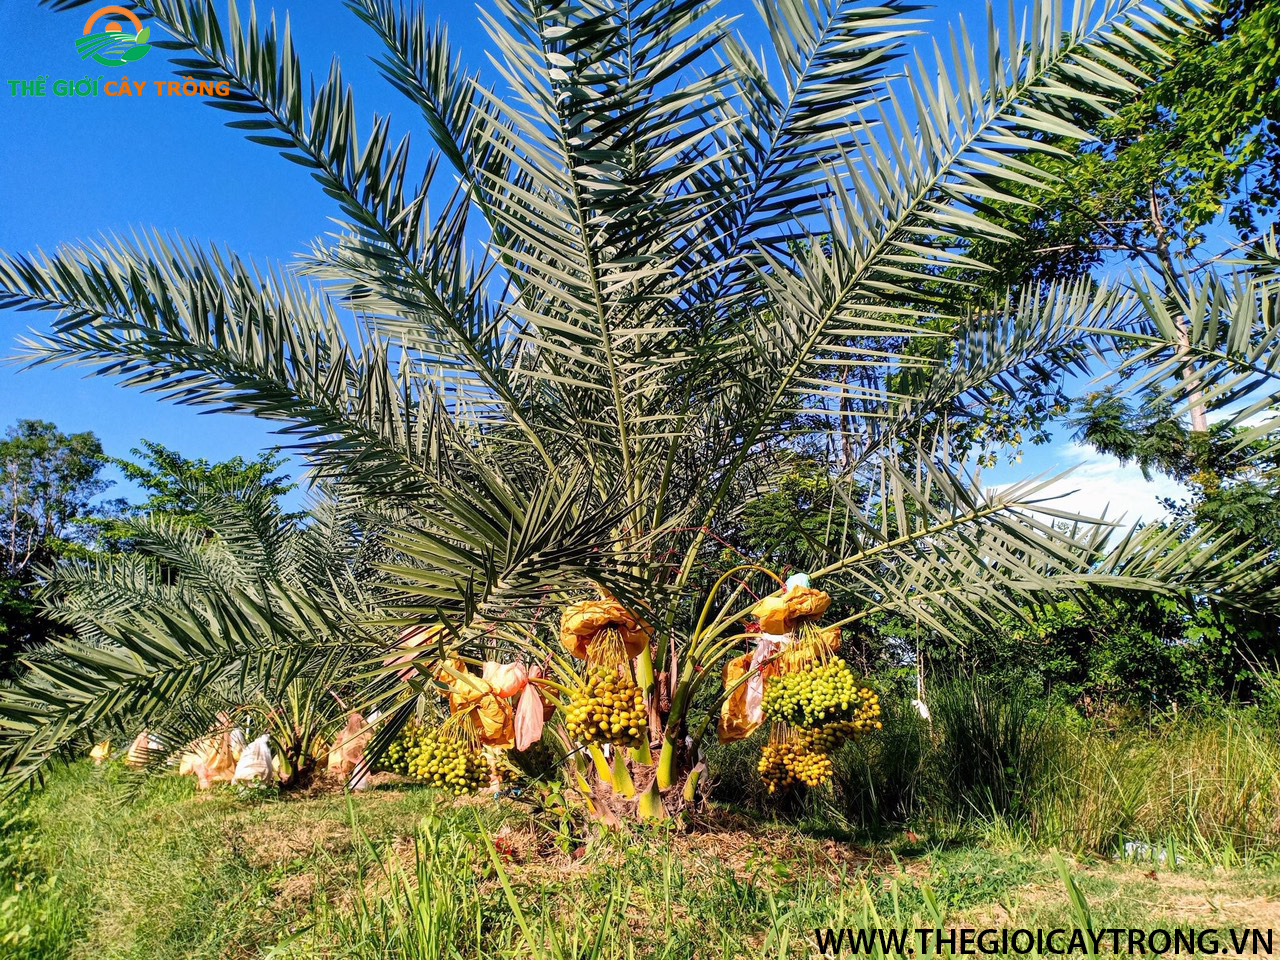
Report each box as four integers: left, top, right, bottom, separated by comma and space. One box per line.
1150, 185, 1208, 434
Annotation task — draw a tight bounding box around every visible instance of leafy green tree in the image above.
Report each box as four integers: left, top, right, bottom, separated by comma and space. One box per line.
947, 0, 1280, 704
955, 0, 1280, 449
968, 0, 1280, 292
922, 594, 1264, 712
117, 440, 292, 517
1, 0, 1278, 816
91, 440, 295, 550
0, 420, 114, 675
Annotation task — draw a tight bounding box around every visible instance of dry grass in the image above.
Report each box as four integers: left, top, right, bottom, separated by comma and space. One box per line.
958, 859, 1280, 931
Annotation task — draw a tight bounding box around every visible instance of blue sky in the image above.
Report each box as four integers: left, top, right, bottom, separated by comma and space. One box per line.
0, 0, 1179, 520
0, 2, 479, 504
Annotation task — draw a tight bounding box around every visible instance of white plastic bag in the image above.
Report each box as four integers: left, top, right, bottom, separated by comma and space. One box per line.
232, 734, 275, 784
745, 632, 790, 725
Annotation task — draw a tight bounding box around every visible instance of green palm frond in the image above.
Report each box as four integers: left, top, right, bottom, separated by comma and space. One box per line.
378, 467, 653, 627
0, 479, 395, 780
0, 586, 351, 781
710, 0, 923, 253
0, 234, 506, 497
817, 459, 1279, 642
1106, 267, 1280, 450
41, 553, 179, 641
731, 0, 1213, 427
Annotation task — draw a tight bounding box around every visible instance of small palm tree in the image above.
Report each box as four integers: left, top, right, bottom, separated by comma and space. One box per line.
2, 0, 1278, 814
2, 478, 386, 785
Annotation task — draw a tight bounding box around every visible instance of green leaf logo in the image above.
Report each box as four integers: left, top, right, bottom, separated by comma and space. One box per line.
78, 7, 152, 67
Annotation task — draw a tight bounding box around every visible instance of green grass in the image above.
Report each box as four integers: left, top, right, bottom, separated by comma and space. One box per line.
711, 690, 1280, 865
5, 757, 1280, 959
1022, 712, 1280, 861
8, 702, 1280, 959
0, 804, 77, 960
3, 763, 448, 960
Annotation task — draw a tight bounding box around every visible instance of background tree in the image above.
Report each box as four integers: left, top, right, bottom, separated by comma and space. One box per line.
0, 419, 114, 676
967, 0, 1280, 293
91, 440, 295, 551
946, 0, 1280, 457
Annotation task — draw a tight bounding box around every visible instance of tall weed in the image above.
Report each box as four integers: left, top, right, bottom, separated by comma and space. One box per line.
716, 674, 1280, 859
927, 676, 1050, 820
1026, 714, 1280, 859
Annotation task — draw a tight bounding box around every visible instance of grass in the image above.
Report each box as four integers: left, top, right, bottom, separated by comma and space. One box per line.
4, 748, 1280, 959
1023, 713, 1280, 860
2, 763, 452, 960
708, 686, 1280, 866
0, 804, 77, 960
5, 695, 1280, 957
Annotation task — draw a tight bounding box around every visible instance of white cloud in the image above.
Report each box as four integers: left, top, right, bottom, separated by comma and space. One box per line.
1011, 441, 1187, 523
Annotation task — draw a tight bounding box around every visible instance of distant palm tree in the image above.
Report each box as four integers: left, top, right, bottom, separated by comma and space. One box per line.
2, 0, 1278, 814
2, 477, 383, 784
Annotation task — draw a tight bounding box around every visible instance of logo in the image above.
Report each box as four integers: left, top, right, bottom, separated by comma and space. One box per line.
76, 6, 152, 66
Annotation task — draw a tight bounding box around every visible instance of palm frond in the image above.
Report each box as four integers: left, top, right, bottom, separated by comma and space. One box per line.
0, 233, 486, 498
0, 586, 355, 781
1104, 267, 1280, 450
818, 459, 1279, 642
739, 0, 1212, 420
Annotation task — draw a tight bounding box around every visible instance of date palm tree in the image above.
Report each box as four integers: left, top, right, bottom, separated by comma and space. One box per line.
2, 0, 1279, 814
0, 477, 387, 784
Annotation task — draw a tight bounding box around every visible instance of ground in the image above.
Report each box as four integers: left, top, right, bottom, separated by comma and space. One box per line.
5, 763, 1279, 959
